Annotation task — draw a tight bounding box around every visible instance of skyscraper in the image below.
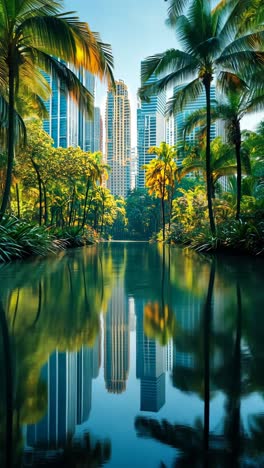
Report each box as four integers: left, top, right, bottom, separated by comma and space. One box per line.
137, 64, 166, 189
43, 68, 102, 152
105, 80, 131, 197
173, 84, 217, 165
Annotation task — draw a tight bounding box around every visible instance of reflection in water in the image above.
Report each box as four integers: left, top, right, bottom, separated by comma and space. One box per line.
0, 243, 264, 466
104, 281, 130, 394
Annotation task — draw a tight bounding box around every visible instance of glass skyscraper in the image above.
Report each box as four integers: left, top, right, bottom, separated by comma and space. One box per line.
43, 67, 102, 152
172, 84, 217, 165
137, 63, 166, 189
105, 80, 131, 197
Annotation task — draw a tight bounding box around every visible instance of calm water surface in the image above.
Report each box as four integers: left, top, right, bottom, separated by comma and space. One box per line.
0, 242, 264, 467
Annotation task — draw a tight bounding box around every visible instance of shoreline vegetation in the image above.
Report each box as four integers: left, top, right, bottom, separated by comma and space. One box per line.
0, 0, 264, 262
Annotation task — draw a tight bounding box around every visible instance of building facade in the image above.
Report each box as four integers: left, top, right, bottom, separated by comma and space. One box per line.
137, 65, 166, 189
172, 85, 217, 165
105, 80, 131, 197
43, 68, 102, 152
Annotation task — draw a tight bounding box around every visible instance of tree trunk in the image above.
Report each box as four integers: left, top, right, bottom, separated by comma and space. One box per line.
31, 158, 42, 226
81, 179, 91, 230
43, 182, 48, 225
235, 123, 242, 220
204, 78, 216, 236
100, 201, 105, 236
16, 183, 20, 218
68, 185, 75, 227
161, 197, 165, 241
0, 54, 15, 221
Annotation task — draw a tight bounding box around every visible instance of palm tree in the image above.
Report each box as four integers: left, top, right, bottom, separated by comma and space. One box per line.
0, 0, 114, 220
182, 79, 264, 219
177, 137, 250, 200
81, 152, 109, 231
140, 0, 264, 235
144, 142, 177, 240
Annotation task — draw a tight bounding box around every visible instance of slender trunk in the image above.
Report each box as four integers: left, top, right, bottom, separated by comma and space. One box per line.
29, 282, 42, 328
235, 124, 242, 220
161, 197, 165, 241
204, 79, 216, 236
81, 179, 91, 229
43, 182, 48, 225
68, 185, 75, 227
0, 299, 13, 468
203, 261, 215, 462
100, 202, 105, 236
16, 183, 20, 218
31, 158, 42, 226
0, 54, 15, 221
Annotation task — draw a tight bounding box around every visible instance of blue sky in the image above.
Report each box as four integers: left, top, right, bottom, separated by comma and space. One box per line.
64, 0, 175, 144
64, 0, 263, 144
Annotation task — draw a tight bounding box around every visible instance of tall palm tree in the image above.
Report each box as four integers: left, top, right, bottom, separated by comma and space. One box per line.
140, 0, 264, 235
144, 142, 177, 240
0, 0, 114, 220
182, 79, 264, 219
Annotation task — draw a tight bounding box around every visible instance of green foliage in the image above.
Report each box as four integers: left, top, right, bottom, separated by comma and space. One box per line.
0, 216, 63, 262
52, 226, 98, 248
125, 189, 160, 240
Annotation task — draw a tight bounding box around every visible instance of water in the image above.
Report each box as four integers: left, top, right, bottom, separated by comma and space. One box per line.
0, 242, 264, 467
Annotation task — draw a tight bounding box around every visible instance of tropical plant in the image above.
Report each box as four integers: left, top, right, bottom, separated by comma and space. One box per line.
182, 80, 264, 219
140, 0, 264, 236
143, 142, 177, 240
0, 0, 114, 220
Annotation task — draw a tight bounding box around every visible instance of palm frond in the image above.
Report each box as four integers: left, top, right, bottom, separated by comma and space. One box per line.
166, 78, 203, 115
165, 0, 187, 26
35, 52, 94, 116
141, 49, 198, 84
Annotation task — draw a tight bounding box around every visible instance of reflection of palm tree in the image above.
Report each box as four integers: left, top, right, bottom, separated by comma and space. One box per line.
0, 298, 13, 468
143, 246, 175, 345
135, 260, 216, 467
27, 432, 111, 467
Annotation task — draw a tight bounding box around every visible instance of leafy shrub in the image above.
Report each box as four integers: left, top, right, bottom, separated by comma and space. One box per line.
51, 225, 98, 248
0, 216, 64, 262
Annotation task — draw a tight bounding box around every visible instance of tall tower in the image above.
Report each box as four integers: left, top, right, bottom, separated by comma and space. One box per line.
137, 63, 166, 189
173, 84, 217, 165
105, 80, 131, 197
43, 68, 102, 152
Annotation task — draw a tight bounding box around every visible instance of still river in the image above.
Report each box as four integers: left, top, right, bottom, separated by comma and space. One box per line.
0, 242, 264, 467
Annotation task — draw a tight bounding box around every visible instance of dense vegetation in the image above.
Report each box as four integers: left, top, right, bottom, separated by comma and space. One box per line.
0, 0, 264, 260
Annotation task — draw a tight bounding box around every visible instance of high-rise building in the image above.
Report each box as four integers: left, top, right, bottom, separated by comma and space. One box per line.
173, 85, 217, 165
130, 147, 137, 190
165, 114, 175, 147
43, 68, 102, 152
137, 65, 166, 189
105, 80, 131, 197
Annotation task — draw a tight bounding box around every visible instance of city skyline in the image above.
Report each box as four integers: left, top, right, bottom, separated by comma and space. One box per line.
63, 0, 264, 146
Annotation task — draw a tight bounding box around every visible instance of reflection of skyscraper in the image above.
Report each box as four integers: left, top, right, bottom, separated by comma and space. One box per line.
104, 284, 130, 393
77, 346, 93, 425
173, 296, 202, 369
27, 350, 78, 448
136, 300, 166, 412
27, 338, 100, 450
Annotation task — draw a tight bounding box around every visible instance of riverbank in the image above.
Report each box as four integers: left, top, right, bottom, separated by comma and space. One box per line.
0, 216, 98, 262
